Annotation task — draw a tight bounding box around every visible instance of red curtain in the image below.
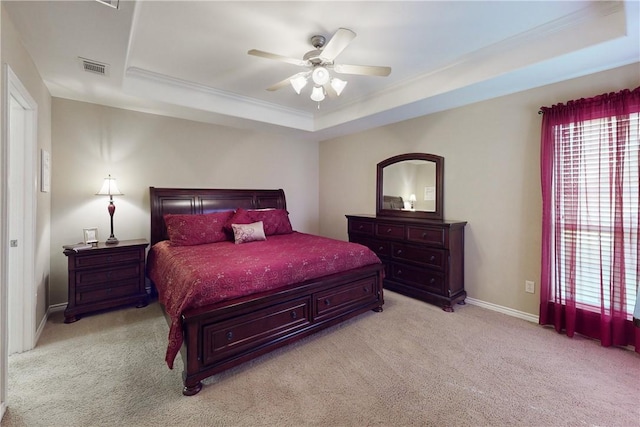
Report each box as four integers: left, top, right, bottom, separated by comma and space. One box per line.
539, 87, 640, 353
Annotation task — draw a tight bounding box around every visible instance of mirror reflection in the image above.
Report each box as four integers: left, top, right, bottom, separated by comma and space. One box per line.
382, 160, 436, 212
376, 153, 443, 220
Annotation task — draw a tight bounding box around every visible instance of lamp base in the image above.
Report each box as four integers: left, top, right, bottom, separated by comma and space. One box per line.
105, 236, 119, 245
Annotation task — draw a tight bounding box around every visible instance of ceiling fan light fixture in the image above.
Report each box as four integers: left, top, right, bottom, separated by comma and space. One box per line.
330, 78, 347, 96
290, 74, 308, 94
312, 67, 330, 85
310, 86, 325, 102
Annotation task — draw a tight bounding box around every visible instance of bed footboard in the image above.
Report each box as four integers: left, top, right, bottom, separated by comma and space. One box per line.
180, 263, 384, 396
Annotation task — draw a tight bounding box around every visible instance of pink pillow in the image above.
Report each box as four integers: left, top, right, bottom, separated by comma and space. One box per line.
164, 211, 234, 246
225, 208, 293, 236
231, 221, 266, 244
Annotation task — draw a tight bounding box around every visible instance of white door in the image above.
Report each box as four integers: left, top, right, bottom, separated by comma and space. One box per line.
7, 94, 27, 355
5, 66, 37, 356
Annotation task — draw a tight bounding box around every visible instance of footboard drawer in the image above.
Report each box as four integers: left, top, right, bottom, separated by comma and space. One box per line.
314, 277, 379, 321
201, 297, 311, 366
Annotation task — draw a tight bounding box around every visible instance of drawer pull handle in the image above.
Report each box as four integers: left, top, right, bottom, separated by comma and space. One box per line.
226, 331, 233, 341
358, 225, 364, 230
397, 270, 403, 276
422, 233, 428, 238
430, 278, 436, 284
378, 246, 384, 252
386, 228, 392, 233
290, 311, 297, 320
396, 249, 403, 255
324, 298, 331, 306
363, 287, 369, 293
429, 255, 436, 262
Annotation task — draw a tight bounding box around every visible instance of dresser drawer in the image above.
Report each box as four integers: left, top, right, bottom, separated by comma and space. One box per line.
75, 264, 141, 287
375, 223, 404, 239
348, 219, 374, 235
76, 280, 141, 304
202, 297, 311, 365
390, 263, 444, 294
391, 243, 446, 270
315, 277, 379, 320
406, 226, 445, 247
350, 237, 391, 257
74, 249, 143, 268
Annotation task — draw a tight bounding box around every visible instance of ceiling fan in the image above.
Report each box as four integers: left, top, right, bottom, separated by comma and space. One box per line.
248, 28, 391, 103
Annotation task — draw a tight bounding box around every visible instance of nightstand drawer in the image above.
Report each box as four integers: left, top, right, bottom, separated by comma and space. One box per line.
74, 250, 142, 268
76, 280, 141, 304
75, 264, 141, 287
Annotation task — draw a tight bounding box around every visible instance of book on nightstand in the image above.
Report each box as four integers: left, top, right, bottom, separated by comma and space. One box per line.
62, 242, 93, 252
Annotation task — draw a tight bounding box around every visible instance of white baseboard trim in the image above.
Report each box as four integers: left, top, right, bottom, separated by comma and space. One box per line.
35, 303, 67, 346
48, 303, 66, 314
465, 297, 539, 324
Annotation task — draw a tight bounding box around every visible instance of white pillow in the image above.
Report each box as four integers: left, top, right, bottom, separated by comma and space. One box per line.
231, 221, 266, 244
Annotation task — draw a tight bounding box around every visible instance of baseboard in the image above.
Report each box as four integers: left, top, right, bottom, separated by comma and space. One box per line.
48, 303, 66, 314
465, 297, 539, 323
35, 303, 66, 345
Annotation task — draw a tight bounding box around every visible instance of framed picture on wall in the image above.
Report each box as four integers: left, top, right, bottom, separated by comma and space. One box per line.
83, 227, 98, 244
41, 149, 51, 192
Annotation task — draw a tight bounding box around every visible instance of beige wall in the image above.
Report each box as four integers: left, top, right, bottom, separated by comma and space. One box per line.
319, 62, 640, 316
50, 99, 319, 305
1, 5, 52, 327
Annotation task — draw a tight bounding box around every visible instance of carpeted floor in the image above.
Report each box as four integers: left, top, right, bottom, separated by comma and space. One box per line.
4, 291, 640, 426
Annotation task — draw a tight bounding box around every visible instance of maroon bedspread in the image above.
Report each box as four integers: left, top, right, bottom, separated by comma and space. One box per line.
147, 232, 381, 368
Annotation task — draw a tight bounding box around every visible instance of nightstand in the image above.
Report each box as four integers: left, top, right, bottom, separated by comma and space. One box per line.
63, 239, 149, 323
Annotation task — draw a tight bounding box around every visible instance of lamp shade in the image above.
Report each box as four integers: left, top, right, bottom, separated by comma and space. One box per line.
96, 175, 123, 196
290, 74, 308, 94
312, 67, 330, 85
330, 78, 347, 96
310, 86, 325, 102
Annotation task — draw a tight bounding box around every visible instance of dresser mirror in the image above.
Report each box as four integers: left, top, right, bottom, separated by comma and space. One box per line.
376, 153, 444, 220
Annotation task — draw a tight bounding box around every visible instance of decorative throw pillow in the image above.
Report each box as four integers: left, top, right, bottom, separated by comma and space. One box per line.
231, 221, 266, 244
164, 211, 234, 246
225, 208, 293, 236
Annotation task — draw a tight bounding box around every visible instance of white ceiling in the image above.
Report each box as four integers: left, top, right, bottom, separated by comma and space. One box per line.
4, 0, 639, 141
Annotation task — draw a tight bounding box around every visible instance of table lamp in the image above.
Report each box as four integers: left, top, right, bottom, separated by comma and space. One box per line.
96, 174, 123, 244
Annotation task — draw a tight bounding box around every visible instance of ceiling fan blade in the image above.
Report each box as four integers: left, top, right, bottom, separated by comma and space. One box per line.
248, 49, 308, 67
323, 82, 337, 99
320, 28, 356, 62
266, 76, 295, 91
266, 72, 310, 91
334, 63, 391, 77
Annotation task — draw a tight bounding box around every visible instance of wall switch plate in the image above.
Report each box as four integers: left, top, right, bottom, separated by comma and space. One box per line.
525, 280, 535, 293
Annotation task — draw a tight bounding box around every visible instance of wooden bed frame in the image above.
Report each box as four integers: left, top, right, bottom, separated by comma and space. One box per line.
148, 187, 384, 396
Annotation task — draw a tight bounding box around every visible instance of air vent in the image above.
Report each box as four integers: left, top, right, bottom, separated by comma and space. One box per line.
79, 57, 109, 76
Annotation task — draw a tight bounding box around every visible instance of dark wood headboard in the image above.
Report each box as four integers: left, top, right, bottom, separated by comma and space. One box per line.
149, 187, 287, 245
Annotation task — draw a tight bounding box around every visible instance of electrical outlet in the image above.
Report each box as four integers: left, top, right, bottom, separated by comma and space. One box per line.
525, 280, 535, 294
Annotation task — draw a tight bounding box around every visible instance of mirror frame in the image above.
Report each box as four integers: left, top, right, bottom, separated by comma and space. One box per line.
376, 153, 444, 220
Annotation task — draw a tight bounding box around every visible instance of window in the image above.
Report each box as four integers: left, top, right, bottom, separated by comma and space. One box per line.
540, 88, 640, 352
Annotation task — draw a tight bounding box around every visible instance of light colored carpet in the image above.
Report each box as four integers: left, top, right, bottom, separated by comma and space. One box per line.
4, 291, 639, 427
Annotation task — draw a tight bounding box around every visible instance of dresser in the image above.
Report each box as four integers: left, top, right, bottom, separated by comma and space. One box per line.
63, 239, 149, 323
347, 215, 466, 311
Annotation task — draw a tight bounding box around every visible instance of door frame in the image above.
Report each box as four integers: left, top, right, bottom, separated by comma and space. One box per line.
1, 64, 38, 420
